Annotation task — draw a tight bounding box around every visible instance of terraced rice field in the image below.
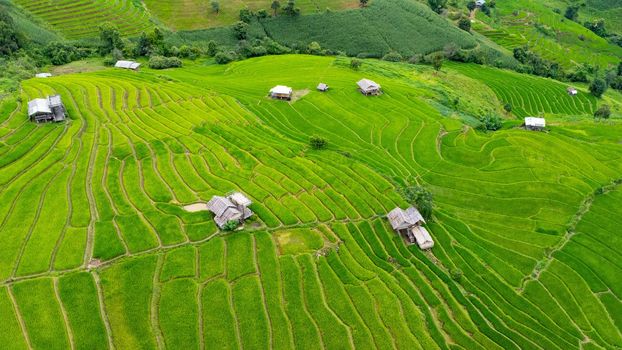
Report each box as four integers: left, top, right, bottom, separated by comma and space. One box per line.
1, 55, 621, 349
453, 63, 597, 117
143, 0, 358, 31
13, 0, 153, 38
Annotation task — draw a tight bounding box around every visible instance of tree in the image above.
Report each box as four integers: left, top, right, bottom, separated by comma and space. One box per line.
307, 41, 322, 55
458, 18, 471, 32
135, 31, 151, 56
400, 186, 433, 220
350, 58, 362, 70
479, 115, 503, 131
233, 21, 249, 40
594, 104, 611, 120
283, 0, 300, 16
211, 1, 220, 14
359, 0, 369, 7
382, 51, 403, 62
239, 8, 253, 23
431, 52, 443, 72
589, 78, 607, 98
44, 42, 79, 65
584, 18, 607, 37
0, 8, 23, 56
564, 5, 579, 21
271, 0, 281, 16
98, 22, 124, 54
612, 76, 622, 90
428, 0, 447, 14
450, 268, 463, 282
466, 1, 476, 12
309, 136, 328, 150
618, 61, 622, 76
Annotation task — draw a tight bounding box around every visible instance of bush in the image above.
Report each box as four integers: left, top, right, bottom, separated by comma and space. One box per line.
350, 58, 362, 70
399, 185, 433, 220
382, 51, 403, 62
503, 102, 512, 113
589, 78, 607, 98
215, 51, 237, 64
611, 76, 622, 91
148, 56, 182, 69
44, 42, 80, 65
222, 220, 239, 231
450, 268, 463, 282
309, 135, 328, 150
233, 21, 250, 40
479, 115, 502, 131
458, 18, 471, 32
594, 104, 611, 120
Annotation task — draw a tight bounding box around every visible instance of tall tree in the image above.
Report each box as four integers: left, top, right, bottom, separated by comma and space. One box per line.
271, 1, 281, 16
98, 22, 124, 55
564, 5, 579, 21
428, 0, 447, 14
359, 0, 369, 7
0, 8, 22, 56
211, 1, 220, 14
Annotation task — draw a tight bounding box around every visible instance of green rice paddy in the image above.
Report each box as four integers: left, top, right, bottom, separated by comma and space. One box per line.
0, 55, 621, 349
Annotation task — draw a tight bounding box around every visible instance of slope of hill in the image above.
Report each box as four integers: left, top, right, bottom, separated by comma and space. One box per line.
471, 0, 622, 68
11, 0, 153, 39
143, 0, 358, 31
0, 55, 621, 349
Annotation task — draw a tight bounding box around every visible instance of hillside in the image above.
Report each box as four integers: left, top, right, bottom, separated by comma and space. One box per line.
143, 0, 358, 31
471, 0, 622, 68
1, 55, 621, 349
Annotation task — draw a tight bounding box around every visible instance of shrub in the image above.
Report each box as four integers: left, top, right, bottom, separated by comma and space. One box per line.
450, 268, 463, 282
148, 56, 182, 69
564, 5, 579, 21
382, 51, 403, 62
44, 42, 80, 65
399, 185, 433, 220
350, 58, 362, 70
307, 41, 322, 55
222, 220, 239, 231
458, 18, 471, 32
611, 76, 622, 91
428, 0, 447, 14
215, 51, 237, 64
503, 102, 512, 113
479, 115, 502, 131
589, 78, 607, 98
309, 135, 328, 150
594, 104, 611, 120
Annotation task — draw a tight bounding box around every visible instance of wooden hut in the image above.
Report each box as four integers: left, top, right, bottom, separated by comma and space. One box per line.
115, 60, 141, 70
35, 73, 52, 78
269, 85, 293, 100
387, 206, 433, 249
357, 79, 381, 95
567, 87, 578, 96
206, 192, 253, 229
28, 95, 66, 123
525, 117, 546, 131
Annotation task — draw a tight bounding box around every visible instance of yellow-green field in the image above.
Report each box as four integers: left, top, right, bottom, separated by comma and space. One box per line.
0, 55, 621, 349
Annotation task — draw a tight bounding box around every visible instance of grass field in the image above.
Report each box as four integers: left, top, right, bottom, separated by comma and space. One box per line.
0, 55, 621, 348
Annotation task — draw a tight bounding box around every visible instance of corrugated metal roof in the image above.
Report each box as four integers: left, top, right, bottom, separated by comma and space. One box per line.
412, 226, 434, 249
357, 79, 380, 91
317, 83, 328, 91
229, 192, 252, 207
35, 73, 52, 78
28, 98, 52, 116
525, 117, 546, 127
387, 206, 425, 230
115, 60, 141, 70
270, 85, 292, 95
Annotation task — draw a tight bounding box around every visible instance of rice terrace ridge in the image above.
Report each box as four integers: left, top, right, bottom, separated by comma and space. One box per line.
0, 0, 622, 349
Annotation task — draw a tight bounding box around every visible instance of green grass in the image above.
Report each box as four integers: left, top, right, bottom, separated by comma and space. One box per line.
1, 54, 622, 349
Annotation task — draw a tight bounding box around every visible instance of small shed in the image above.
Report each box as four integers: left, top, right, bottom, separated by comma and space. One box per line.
35, 73, 52, 78
28, 95, 66, 123
567, 87, 578, 96
357, 79, 381, 95
411, 226, 434, 250
525, 117, 546, 131
317, 83, 329, 92
206, 192, 253, 229
269, 85, 293, 100
475, 0, 486, 6
115, 60, 141, 70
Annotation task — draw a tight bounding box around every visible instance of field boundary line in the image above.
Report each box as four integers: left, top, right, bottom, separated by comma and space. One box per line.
93, 271, 116, 350
53, 277, 75, 350
7, 285, 33, 350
